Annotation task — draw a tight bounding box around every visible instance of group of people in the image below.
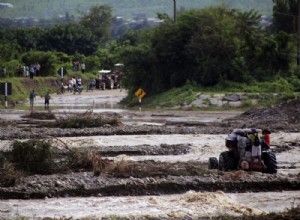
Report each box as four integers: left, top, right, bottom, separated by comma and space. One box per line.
17, 63, 41, 79
26, 60, 87, 111
227, 128, 271, 170
29, 89, 51, 111
61, 76, 82, 93
72, 60, 85, 73
30, 76, 84, 111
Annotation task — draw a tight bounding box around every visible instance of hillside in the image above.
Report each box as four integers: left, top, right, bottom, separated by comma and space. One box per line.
0, 0, 273, 19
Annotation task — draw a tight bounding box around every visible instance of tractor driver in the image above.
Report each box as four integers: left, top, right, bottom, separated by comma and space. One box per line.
249, 132, 266, 169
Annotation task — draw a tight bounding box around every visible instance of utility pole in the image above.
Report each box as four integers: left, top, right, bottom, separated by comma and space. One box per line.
173, 0, 176, 22
298, 0, 300, 65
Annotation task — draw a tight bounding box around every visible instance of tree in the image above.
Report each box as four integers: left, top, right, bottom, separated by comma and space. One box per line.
41, 24, 98, 55
13, 27, 45, 51
21, 51, 57, 76
119, 6, 294, 95
79, 5, 114, 45
272, 0, 298, 34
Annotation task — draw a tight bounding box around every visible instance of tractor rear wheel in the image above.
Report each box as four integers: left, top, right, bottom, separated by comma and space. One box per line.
218, 151, 237, 171
262, 151, 277, 174
208, 157, 218, 169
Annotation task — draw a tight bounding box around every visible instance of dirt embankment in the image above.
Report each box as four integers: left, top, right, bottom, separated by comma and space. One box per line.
223, 97, 300, 132
2, 97, 300, 140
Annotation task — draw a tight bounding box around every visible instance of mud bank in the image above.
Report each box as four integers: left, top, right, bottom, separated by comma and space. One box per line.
0, 171, 300, 200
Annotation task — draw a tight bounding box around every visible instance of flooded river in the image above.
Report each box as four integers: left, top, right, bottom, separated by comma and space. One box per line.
0, 90, 300, 219
1, 191, 300, 219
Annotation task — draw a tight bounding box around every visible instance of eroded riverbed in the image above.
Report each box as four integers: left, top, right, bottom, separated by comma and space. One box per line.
1, 90, 300, 219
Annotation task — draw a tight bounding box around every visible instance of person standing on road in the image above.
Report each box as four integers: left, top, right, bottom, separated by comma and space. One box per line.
72, 76, 76, 90
35, 63, 41, 76
44, 91, 51, 110
81, 63, 86, 73
29, 65, 35, 79
29, 89, 36, 111
77, 76, 82, 87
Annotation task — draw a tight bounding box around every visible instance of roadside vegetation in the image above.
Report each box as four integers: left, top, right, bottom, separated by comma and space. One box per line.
125, 81, 299, 109
0, 1, 299, 110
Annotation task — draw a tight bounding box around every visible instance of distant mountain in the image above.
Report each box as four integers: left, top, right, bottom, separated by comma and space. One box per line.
0, 0, 273, 20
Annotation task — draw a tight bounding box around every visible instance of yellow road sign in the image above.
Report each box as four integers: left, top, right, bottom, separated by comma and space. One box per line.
134, 88, 146, 99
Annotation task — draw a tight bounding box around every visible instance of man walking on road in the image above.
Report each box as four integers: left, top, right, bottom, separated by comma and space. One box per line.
29, 89, 36, 111
44, 91, 51, 110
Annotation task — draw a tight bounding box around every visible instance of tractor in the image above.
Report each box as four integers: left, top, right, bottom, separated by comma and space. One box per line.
97, 64, 123, 90
97, 70, 115, 90
208, 128, 277, 174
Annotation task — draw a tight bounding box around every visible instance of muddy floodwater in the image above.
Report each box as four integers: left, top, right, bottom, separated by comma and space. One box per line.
0, 90, 300, 219
1, 191, 300, 219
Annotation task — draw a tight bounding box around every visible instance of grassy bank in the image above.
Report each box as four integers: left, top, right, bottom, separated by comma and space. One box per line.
0, 72, 95, 108
1, 76, 299, 110
123, 80, 299, 110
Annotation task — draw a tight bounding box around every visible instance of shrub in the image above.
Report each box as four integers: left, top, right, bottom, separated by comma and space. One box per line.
288, 75, 300, 92
56, 111, 121, 128
104, 157, 132, 177
83, 55, 100, 72
21, 111, 56, 120
67, 150, 111, 175
21, 51, 58, 76
281, 91, 296, 101
11, 140, 53, 174
67, 149, 93, 171
2, 59, 20, 77
0, 162, 23, 187
260, 78, 293, 93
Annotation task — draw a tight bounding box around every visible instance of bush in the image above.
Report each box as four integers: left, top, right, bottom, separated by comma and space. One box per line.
67, 149, 93, 170
21, 51, 58, 76
288, 75, 300, 92
84, 55, 101, 73
281, 91, 296, 101
56, 111, 121, 128
11, 140, 53, 174
260, 78, 293, 93
2, 59, 20, 77
0, 162, 23, 187
21, 112, 56, 120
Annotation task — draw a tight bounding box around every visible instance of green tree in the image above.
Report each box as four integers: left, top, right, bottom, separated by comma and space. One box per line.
120, 43, 158, 95
21, 51, 57, 76
41, 24, 98, 55
79, 5, 114, 45
119, 6, 294, 95
13, 27, 45, 51
272, 0, 298, 34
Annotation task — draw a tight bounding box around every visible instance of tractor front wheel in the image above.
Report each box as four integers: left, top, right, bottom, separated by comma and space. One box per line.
208, 157, 219, 169
218, 151, 237, 171
262, 151, 277, 174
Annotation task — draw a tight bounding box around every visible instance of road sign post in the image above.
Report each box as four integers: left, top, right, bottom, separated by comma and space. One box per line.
134, 88, 146, 111
61, 67, 64, 79
138, 98, 142, 111
0, 82, 12, 108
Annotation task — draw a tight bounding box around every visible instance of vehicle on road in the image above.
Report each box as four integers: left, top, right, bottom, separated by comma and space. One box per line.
97, 64, 124, 90
208, 128, 277, 174
73, 85, 83, 94
97, 70, 114, 90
